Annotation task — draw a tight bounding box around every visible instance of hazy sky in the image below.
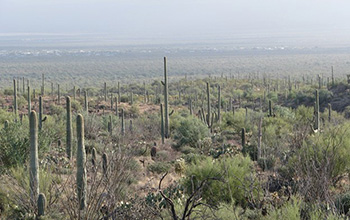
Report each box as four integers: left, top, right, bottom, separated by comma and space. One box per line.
1, 0, 350, 40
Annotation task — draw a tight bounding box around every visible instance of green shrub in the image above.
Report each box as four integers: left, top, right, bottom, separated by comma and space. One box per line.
173, 116, 209, 149
264, 196, 301, 220
335, 192, 350, 215
147, 162, 171, 174
182, 155, 259, 207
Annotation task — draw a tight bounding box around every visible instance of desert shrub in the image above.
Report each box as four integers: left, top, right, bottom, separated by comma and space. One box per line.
49, 103, 65, 116
182, 155, 259, 207
257, 156, 276, 171
173, 115, 209, 149
264, 196, 302, 220
0, 122, 28, 172
70, 99, 82, 112
147, 161, 171, 174
291, 122, 350, 202
335, 192, 350, 215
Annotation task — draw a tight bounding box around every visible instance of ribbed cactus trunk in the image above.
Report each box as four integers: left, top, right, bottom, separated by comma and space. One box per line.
206, 82, 210, 127
331, 66, 334, 87
108, 115, 113, 135
57, 84, 60, 105
110, 94, 114, 110
189, 99, 193, 115
115, 97, 118, 118
161, 104, 165, 144
241, 128, 246, 148
41, 73, 45, 96
144, 82, 147, 103
217, 85, 221, 123
129, 120, 133, 133
104, 82, 107, 102
314, 90, 320, 131
51, 82, 54, 96
164, 57, 170, 138
22, 77, 25, 94
29, 111, 39, 206
102, 153, 108, 178
28, 86, 31, 116
328, 103, 332, 122
39, 96, 43, 131
229, 97, 232, 112
4, 120, 9, 129
268, 100, 272, 117
121, 109, 125, 135
130, 92, 133, 105
13, 79, 18, 120
66, 96, 72, 159
118, 82, 121, 104
84, 91, 88, 114
37, 193, 46, 217
76, 114, 87, 210
91, 147, 97, 168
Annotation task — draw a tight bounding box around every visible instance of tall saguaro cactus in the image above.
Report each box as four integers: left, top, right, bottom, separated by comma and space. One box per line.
268, 100, 273, 117
206, 82, 211, 127
84, 91, 88, 114
121, 109, 125, 135
217, 85, 221, 123
163, 57, 170, 138
39, 96, 43, 131
41, 73, 45, 96
104, 82, 107, 101
314, 89, 320, 131
241, 128, 246, 148
118, 82, 121, 104
38, 193, 46, 217
13, 79, 18, 119
66, 96, 72, 159
57, 84, 61, 105
28, 86, 31, 116
328, 103, 332, 122
29, 111, 39, 206
160, 104, 165, 144
76, 114, 87, 210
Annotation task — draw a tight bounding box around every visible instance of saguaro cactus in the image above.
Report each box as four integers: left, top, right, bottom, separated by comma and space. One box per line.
115, 97, 119, 117
118, 82, 121, 104
38, 193, 46, 217
41, 73, 45, 96
39, 96, 43, 131
217, 85, 221, 123
76, 114, 87, 210
328, 103, 332, 122
91, 147, 97, 168
57, 84, 61, 105
30, 111, 39, 205
28, 86, 31, 116
104, 82, 107, 101
163, 57, 170, 138
268, 100, 273, 117
66, 96, 73, 159
241, 128, 246, 148
73, 86, 76, 100
121, 109, 125, 135
102, 153, 108, 178
161, 104, 165, 144
84, 91, 88, 113
13, 79, 18, 119
129, 120, 133, 133
314, 90, 320, 131
206, 82, 211, 127
108, 115, 113, 135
